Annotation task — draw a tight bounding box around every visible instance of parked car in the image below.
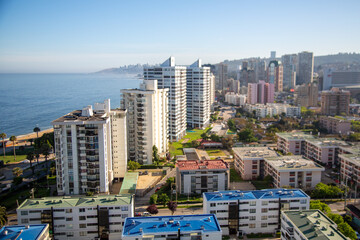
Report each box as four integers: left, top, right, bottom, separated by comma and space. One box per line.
143, 212, 151, 217
135, 212, 141, 217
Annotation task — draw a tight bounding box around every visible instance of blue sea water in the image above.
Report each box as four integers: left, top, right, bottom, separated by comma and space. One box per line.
0, 73, 141, 136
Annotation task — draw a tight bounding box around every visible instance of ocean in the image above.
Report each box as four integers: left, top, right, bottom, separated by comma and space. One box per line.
0, 73, 142, 136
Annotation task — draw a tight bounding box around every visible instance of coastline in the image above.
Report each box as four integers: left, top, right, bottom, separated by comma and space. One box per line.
3, 128, 54, 147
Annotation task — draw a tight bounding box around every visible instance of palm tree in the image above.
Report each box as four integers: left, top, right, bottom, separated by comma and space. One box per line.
0, 206, 7, 227
41, 141, 52, 168
33, 127, 40, 139
27, 152, 35, 174
9, 136, 17, 162
0, 133, 6, 160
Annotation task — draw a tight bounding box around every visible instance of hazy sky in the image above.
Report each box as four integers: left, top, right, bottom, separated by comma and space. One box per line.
0, 0, 359, 73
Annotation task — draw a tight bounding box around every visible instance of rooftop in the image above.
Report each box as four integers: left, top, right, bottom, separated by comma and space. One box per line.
122, 214, 221, 237
18, 194, 132, 210
119, 172, 139, 195
276, 132, 315, 141
265, 156, 325, 171
340, 146, 360, 155
176, 160, 229, 171
339, 154, 360, 166
0, 224, 48, 240
52, 109, 109, 124
282, 210, 348, 240
232, 147, 278, 159
203, 188, 309, 202
306, 138, 348, 147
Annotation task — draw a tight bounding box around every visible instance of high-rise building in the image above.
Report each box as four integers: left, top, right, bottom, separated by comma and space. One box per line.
298, 51, 314, 85
282, 54, 297, 90
321, 87, 351, 116
52, 99, 127, 195
295, 83, 318, 107
215, 63, 228, 91
270, 51, 276, 60
247, 80, 274, 104
186, 59, 211, 129
255, 60, 267, 82
209, 73, 216, 111
322, 68, 360, 90
121, 80, 168, 164
144, 57, 187, 142
267, 60, 283, 92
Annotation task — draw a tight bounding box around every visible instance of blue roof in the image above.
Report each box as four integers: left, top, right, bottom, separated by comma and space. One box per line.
122, 214, 221, 237
0, 224, 48, 240
203, 188, 309, 202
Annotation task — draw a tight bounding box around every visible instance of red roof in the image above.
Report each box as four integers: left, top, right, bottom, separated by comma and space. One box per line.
176, 160, 228, 171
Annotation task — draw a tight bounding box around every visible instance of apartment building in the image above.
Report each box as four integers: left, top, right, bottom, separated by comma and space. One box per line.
121, 80, 168, 164
281, 210, 348, 240
176, 160, 229, 194
0, 224, 50, 240
203, 189, 310, 236
247, 80, 275, 104
267, 60, 283, 92
186, 59, 211, 129
295, 83, 318, 107
304, 138, 348, 167
264, 156, 324, 189
320, 116, 351, 135
282, 54, 297, 90
144, 57, 187, 142
276, 132, 315, 155
233, 147, 278, 180
225, 92, 247, 106
339, 146, 360, 186
17, 195, 134, 240
244, 103, 301, 118
122, 214, 222, 240
321, 88, 351, 116
216, 63, 228, 91
52, 99, 127, 195
297, 51, 314, 85
210, 73, 216, 111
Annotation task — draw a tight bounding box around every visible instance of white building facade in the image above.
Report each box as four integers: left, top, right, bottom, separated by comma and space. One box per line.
121, 80, 168, 164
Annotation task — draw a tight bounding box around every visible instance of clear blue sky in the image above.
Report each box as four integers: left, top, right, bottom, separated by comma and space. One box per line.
0, 0, 359, 73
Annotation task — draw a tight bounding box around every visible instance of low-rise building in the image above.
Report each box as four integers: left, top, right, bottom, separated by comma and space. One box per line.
264, 156, 324, 189
17, 194, 134, 240
281, 210, 348, 240
203, 189, 310, 236
122, 214, 222, 240
320, 116, 352, 134
339, 148, 360, 186
176, 160, 229, 194
225, 92, 247, 106
276, 132, 315, 155
245, 103, 301, 118
0, 224, 50, 240
233, 147, 278, 180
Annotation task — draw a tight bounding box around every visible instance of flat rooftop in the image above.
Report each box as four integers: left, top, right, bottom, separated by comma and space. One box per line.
265, 156, 325, 171
282, 210, 348, 240
339, 154, 360, 166
0, 224, 48, 240
276, 132, 315, 140
341, 146, 360, 155
306, 138, 348, 147
203, 188, 308, 202
119, 172, 139, 195
52, 109, 108, 124
232, 147, 278, 159
122, 214, 221, 237
18, 194, 132, 210
176, 160, 228, 171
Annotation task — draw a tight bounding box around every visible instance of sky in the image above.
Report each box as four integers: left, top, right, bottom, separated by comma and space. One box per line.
0, 0, 359, 73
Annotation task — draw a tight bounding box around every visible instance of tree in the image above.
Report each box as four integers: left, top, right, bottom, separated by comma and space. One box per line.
200, 132, 209, 140
309, 200, 331, 214
12, 167, 23, 177
337, 222, 357, 240
0, 206, 7, 227
311, 183, 343, 199
327, 213, 344, 224
128, 161, 140, 171
150, 194, 158, 204
33, 127, 40, 139
9, 136, 17, 162
167, 201, 177, 215
152, 145, 160, 166
210, 134, 221, 142
41, 140, 52, 168
191, 140, 200, 148
159, 193, 169, 207
0, 133, 6, 160
237, 128, 257, 143
146, 204, 159, 215
26, 152, 35, 174
222, 136, 234, 150
227, 119, 236, 132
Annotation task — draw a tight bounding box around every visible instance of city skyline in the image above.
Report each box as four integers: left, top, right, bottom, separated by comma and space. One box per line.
0, 0, 359, 73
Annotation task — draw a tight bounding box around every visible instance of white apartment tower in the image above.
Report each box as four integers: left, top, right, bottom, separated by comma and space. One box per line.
186, 59, 211, 129
121, 80, 168, 164
144, 57, 187, 142
210, 73, 216, 111
52, 99, 127, 195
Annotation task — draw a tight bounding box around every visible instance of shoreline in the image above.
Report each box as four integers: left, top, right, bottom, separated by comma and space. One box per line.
3, 128, 54, 147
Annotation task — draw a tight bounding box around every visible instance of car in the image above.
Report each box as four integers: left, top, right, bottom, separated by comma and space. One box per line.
143, 212, 151, 217
135, 212, 141, 217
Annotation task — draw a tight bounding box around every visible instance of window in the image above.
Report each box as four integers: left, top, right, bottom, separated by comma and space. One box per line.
249, 224, 256, 228
66, 218, 73, 221
262, 201, 268, 206
121, 206, 129, 211
250, 209, 256, 213
21, 219, 29, 224
80, 232, 87, 236
79, 208, 85, 212
249, 201, 256, 206
249, 216, 256, 221
262, 208, 268, 213
66, 209, 72, 213
262, 216, 268, 220
79, 224, 86, 228
261, 223, 268, 228
300, 199, 307, 204
210, 203, 216, 207
21, 211, 28, 216
79, 216, 86, 221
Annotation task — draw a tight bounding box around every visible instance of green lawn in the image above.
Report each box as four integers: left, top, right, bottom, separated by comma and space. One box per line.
206, 149, 226, 157
230, 168, 243, 182
252, 180, 272, 190
169, 128, 211, 157
2, 147, 35, 163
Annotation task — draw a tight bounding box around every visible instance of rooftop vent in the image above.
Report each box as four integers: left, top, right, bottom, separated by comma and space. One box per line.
176, 221, 180, 226
131, 220, 135, 225
25, 225, 29, 229
206, 217, 211, 222
139, 228, 143, 233
153, 225, 157, 228
201, 225, 205, 230
186, 223, 191, 227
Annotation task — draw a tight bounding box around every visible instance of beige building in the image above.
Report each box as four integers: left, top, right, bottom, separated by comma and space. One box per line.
276, 132, 315, 155
121, 80, 168, 164
321, 87, 350, 116
233, 147, 278, 180
264, 156, 324, 189
339, 146, 360, 186
295, 82, 318, 107
320, 116, 351, 134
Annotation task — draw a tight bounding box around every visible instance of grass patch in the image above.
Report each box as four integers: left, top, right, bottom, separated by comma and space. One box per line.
230, 168, 243, 182
247, 233, 273, 238
206, 149, 226, 157
2, 147, 35, 163
227, 129, 236, 134
251, 180, 272, 190
169, 128, 211, 157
